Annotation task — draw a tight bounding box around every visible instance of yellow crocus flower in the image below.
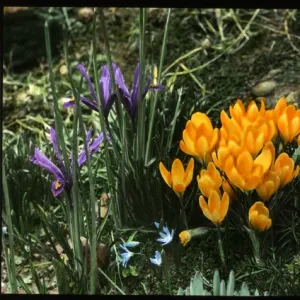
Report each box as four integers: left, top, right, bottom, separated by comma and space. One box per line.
159, 158, 194, 195
199, 190, 229, 225
249, 202, 272, 231
256, 171, 280, 202
197, 162, 222, 198
273, 153, 299, 188
180, 112, 219, 164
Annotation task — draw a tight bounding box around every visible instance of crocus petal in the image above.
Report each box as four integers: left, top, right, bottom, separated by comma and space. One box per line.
99, 64, 112, 105
80, 96, 99, 112
219, 192, 229, 222
30, 148, 65, 181
51, 180, 65, 197
118, 87, 133, 118
159, 162, 172, 188
77, 64, 98, 102
208, 190, 221, 214
131, 63, 140, 111
149, 83, 165, 91
86, 128, 93, 146
63, 98, 75, 108
49, 128, 64, 170
171, 159, 185, 192
183, 158, 194, 187
114, 63, 130, 96
77, 151, 87, 169
89, 132, 105, 154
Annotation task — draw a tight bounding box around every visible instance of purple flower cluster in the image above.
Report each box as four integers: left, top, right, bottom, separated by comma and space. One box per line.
30, 128, 106, 197
63, 62, 164, 123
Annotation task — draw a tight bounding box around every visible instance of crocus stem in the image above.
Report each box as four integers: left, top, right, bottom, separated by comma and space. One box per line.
217, 225, 226, 270
161, 251, 172, 294
244, 226, 264, 266
145, 8, 171, 163
178, 194, 188, 229
2, 164, 17, 293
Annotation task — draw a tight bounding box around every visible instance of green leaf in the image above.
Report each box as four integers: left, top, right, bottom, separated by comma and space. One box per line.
129, 265, 138, 276
226, 270, 235, 296
292, 147, 300, 163
122, 268, 130, 278
220, 279, 226, 296
52, 258, 70, 294
17, 275, 32, 294
127, 231, 138, 243
213, 270, 220, 296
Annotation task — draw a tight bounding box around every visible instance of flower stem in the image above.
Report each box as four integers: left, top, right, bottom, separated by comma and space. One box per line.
217, 225, 226, 270
178, 194, 188, 229
161, 251, 172, 294
244, 226, 264, 266
2, 164, 17, 293
145, 8, 172, 163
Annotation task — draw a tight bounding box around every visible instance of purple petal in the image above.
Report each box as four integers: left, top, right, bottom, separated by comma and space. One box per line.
80, 96, 98, 112
89, 132, 105, 154
114, 64, 130, 97
77, 64, 98, 102
131, 63, 140, 110
30, 148, 65, 181
76, 127, 92, 168
63, 98, 75, 108
149, 84, 165, 91
77, 151, 87, 169
100, 64, 112, 106
86, 127, 93, 146
49, 128, 64, 171
103, 94, 116, 118
118, 88, 133, 118
51, 180, 65, 197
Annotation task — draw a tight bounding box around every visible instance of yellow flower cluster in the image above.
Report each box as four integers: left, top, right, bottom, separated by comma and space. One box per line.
159, 97, 300, 233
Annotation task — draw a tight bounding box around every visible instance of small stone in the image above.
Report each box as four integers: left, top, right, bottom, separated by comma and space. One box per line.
78, 8, 94, 21
251, 80, 277, 97
59, 65, 68, 75
33, 253, 41, 259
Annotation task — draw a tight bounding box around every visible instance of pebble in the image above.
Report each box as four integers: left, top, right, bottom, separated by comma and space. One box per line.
251, 80, 277, 97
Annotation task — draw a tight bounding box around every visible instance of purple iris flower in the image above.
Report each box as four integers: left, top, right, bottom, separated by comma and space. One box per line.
63, 63, 118, 119
116, 63, 164, 122
30, 127, 105, 197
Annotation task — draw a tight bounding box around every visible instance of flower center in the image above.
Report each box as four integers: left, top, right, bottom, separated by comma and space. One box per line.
70, 97, 75, 102
55, 182, 62, 190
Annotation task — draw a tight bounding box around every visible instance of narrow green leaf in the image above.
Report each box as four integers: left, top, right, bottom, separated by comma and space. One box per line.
53, 258, 70, 294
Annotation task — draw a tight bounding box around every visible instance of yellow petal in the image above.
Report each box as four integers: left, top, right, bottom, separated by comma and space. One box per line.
237, 151, 253, 178
199, 196, 213, 222
191, 112, 213, 131
254, 142, 275, 174
180, 140, 194, 156
220, 192, 229, 222
249, 201, 269, 217
211, 210, 221, 225
159, 162, 172, 187
183, 158, 194, 187
207, 162, 222, 188
195, 136, 209, 162
182, 130, 196, 155
208, 190, 221, 214
185, 121, 197, 142
171, 159, 185, 189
